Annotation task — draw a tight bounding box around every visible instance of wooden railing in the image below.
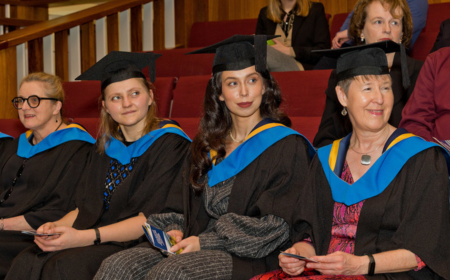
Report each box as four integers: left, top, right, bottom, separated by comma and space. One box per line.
0, 0, 65, 6
0, 0, 176, 119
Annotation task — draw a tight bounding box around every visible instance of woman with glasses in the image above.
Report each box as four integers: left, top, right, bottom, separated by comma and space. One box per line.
5, 52, 191, 280
0, 72, 95, 278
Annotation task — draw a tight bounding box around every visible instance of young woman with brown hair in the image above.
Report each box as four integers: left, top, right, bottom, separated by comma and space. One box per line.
94, 35, 315, 280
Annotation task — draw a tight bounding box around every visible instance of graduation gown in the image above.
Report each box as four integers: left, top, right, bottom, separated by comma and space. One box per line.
293, 130, 450, 279
180, 121, 315, 280
5, 122, 191, 280
313, 53, 423, 148
0, 134, 13, 169
0, 125, 94, 279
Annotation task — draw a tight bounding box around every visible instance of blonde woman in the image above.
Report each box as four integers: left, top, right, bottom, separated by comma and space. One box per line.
0, 72, 95, 278
5, 52, 191, 280
255, 0, 331, 71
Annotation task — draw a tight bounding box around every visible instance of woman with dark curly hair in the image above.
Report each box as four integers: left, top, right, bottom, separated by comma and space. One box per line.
313, 0, 424, 148
95, 35, 315, 280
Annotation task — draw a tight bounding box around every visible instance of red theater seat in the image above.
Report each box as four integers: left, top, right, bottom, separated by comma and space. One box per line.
330, 13, 349, 38
410, 30, 440, 61
290, 116, 321, 144
172, 117, 200, 140
171, 116, 320, 144
153, 77, 177, 118
63, 81, 101, 119
427, 3, 450, 30
171, 75, 210, 118
71, 118, 100, 139
63, 78, 175, 119
188, 19, 258, 48
272, 70, 331, 117
70, 117, 197, 140
0, 118, 26, 138
145, 48, 214, 78
170, 71, 331, 119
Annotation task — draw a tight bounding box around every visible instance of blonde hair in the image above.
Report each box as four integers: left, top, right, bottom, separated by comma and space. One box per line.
19, 72, 65, 118
97, 77, 159, 154
267, 0, 311, 23
349, 0, 413, 47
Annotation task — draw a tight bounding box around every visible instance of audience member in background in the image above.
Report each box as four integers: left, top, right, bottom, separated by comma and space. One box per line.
253, 45, 450, 280
95, 35, 315, 280
0, 72, 95, 278
313, 0, 423, 148
5, 52, 191, 280
399, 46, 450, 145
255, 0, 331, 71
430, 18, 450, 53
332, 0, 427, 49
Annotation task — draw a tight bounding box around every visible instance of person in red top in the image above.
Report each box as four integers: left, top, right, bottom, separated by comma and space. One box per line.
399, 46, 450, 142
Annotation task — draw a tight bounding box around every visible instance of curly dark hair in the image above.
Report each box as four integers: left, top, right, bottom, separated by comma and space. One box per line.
189, 69, 291, 192
349, 0, 413, 47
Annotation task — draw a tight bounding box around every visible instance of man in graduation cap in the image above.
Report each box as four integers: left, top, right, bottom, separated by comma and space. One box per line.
95, 35, 316, 280
4, 51, 192, 280
254, 42, 450, 280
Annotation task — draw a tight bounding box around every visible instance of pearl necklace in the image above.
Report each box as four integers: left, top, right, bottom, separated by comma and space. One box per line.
229, 131, 244, 143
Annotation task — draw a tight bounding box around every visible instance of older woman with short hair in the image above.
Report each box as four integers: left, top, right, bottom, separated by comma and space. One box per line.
314, 0, 424, 148
253, 43, 450, 280
0, 72, 95, 278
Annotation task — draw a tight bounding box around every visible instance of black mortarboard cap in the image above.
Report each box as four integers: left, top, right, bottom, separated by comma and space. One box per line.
313, 40, 410, 89
186, 34, 279, 74
75, 51, 161, 90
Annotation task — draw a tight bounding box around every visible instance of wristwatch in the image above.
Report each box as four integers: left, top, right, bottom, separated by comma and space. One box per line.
93, 228, 101, 245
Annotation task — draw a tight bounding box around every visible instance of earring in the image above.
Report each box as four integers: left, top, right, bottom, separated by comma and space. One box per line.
360, 35, 365, 42
55, 118, 58, 123
341, 107, 348, 116
399, 38, 402, 44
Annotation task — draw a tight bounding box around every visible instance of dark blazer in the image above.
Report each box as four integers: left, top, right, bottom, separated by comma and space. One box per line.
431, 18, 450, 53
255, 2, 331, 70
313, 52, 424, 148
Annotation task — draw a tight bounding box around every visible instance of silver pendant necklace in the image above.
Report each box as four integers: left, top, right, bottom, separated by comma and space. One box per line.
350, 132, 390, 165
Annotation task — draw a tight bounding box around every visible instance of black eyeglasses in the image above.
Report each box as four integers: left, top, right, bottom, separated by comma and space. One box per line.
12, 95, 58, 109
0, 159, 27, 205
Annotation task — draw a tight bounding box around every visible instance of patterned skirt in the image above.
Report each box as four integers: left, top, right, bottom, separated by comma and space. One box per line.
251, 268, 366, 280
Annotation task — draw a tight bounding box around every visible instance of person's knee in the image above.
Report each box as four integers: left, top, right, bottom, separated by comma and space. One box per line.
146, 260, 188, 280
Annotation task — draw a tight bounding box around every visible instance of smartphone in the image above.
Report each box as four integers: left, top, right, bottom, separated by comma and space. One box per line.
280, 252, 319, 263
22, 230, 59, 236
